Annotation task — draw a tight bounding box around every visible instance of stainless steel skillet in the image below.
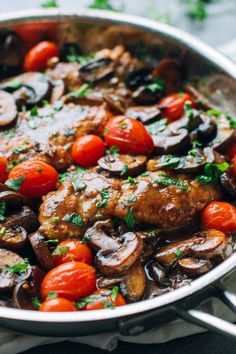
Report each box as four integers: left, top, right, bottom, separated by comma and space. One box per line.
0, 8, 236, 339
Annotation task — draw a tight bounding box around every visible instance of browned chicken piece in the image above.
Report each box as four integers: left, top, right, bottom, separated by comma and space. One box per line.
0, 103, 112, 171
115, 171, 220, 229
39, 169, 121, 239
39, 170, 220, 240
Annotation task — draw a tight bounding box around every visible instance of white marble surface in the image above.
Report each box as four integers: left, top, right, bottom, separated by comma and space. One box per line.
1, 0, 236, 54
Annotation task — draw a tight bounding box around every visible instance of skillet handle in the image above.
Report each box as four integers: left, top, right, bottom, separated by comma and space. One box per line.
176, 288, 236, 338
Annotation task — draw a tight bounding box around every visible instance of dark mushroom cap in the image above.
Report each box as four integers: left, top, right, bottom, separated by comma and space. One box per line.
29, 232, 55, 271
98, 154, 147, 177
0, 90, 17, 127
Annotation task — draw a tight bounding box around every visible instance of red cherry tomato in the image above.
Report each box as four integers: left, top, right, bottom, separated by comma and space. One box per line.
39, 297, 77, 312
158, 93, 196, 122
24, 41, 59, 72
233, 154, 236, 177
201, 201, 236, 233
104, 116, 154, 154
72, 135, 105, 167
15, 23, 56, 48
81, 289, 126, 311
226, 144, 236, 159
0, 157, 8, 183
53, 240, 93, 266
8, 160, 58, 199
41, 262, 96, 301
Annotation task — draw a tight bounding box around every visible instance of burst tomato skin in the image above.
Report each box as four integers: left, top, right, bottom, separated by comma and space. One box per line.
24, 41, 59, 72
53, 240, 93, 266
72, 135, 105, 167
158, 93, 195, 122
201, 201, 236, 233
104, 116, 154, 154
82, 289, 126, 311
0, 157, 8, 183
41, 262, 96, 301
39, 297, 77, 312
8, 160, 58, 199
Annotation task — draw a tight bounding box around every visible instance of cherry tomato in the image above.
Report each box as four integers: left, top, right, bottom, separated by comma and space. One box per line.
201, 201, 236, 233
0, 157, 8, 183
53, 240, 93, 266
15, 23, 56, 48
39, 297, 77, 312
8, 160, 58, 199
41, 262, 96, 301
226, 144, 236, 159
24, 41, 59, 72
72, 135, 105, 167
81, 289, 126, 311
158, 93, 196, 122
233, 154, 236, 177
104, 116, 154, 154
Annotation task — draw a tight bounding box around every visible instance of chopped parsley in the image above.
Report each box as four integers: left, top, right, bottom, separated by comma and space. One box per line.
154, 174, 188, 191
5, 258, 29, 274
67, 84, 93, 99
41, 0, 58, 7
45, 239, 59, 245
51, 216, 59, 223
73, 179, 87, 192
146, 77, 165, 93
196, 162, 229, 185
175, 250, 183, 257
119, 122, 127, 129
52, 245, 69, 257
30, 106, 38, 117
63, 128, 76, 137
207, 109, 221, 117
5, 176, 25, 191
96, 189, 109, 208
46, 292, 58, 299
109, 145, 119, 155
157, 155, 185, 169
76, 286, 119, 309
80, 234, 91, 244
148, 230, 156, 237
124, 207, 135, 229
63, 213, 84, 228
126, 176, 138, 184
12, 145, 28, 154
192, 140, 203, 148
0, 226, 6, 236
0, 201, 6, 221
32, 297, 41, 310
226, 114, 236, 129
146, 118, 167, 135
120, 164, 128, 177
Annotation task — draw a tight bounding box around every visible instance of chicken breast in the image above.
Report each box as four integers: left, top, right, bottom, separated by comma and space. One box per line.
39, 170, 220, 240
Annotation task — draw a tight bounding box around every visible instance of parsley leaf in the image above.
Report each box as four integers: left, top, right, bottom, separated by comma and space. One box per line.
46, 292, 58, 299
146, 118, 167, 135
73, 179, 87, 192
12, 145, 28, 154
109, 146, 119, 155
96, 190, 109, 208
52, 246, 69, 257
157, 155, 185, 169
63, 213, 84, 228
175, 250, 183, 257
126, 176, 138, 184
67, 84, 93, 99
0, 201, 6, 221
5, 258, 29, 274
196, 162, 229, 185
146, 78, 165, 93
154, 174, 188, 191
32, 297, 41, 310
124, 207, 135, 229
120, 164, 128, 177
5, 176, 25, 191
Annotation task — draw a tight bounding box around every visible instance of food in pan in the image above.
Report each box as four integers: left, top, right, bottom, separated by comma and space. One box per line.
0, 34, 235, 312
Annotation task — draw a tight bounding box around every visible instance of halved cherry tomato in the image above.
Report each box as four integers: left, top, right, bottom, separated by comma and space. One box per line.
39, 297, 77, 312
53, 240, 93, 266
104, 116, 154, 154
201, 201, 236, 233
24, 41, 59, 72
226, 144, 236, 159
0, 157, 8, 183
41, 262, 96, 301
8, 160, 58, 199
81, 289, 126, 311
233, 154, 236, 177
72, 135, 105, 167
158, 93, 196, 122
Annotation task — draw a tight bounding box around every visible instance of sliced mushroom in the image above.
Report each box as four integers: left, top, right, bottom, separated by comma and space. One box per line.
125, 105, 162, 124
79, 57, 114, 83
0, 227, 27, 251
125, 67, 152, 90
220, 169, 236, 198
152, 128, 189, 155
144, 260, 169, 287
0, 90, 17, 127
0, 30, 24, 78
0, 190, 32, 209
203, 147, 226, 164
132, 85, 162, 105
98, 154, 147, 177
104, 93, 126, 115
178, 257, 212, 275
209, 114, 234, 152
50, 79, 65, 104
12, 281, 35, 310
197, 114, 217, 143
120, 261, 146, 302
96, 275, 123, 289
153, 59, 182, 94
155, 229, 230, 266
3, 206, 39, 233
185, 85, 212, 110
29, 232, 55, 271
0, 248, 31, 292
31, 266, 46, 298
85, 220, 143, 275
11, 72, 51, 106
